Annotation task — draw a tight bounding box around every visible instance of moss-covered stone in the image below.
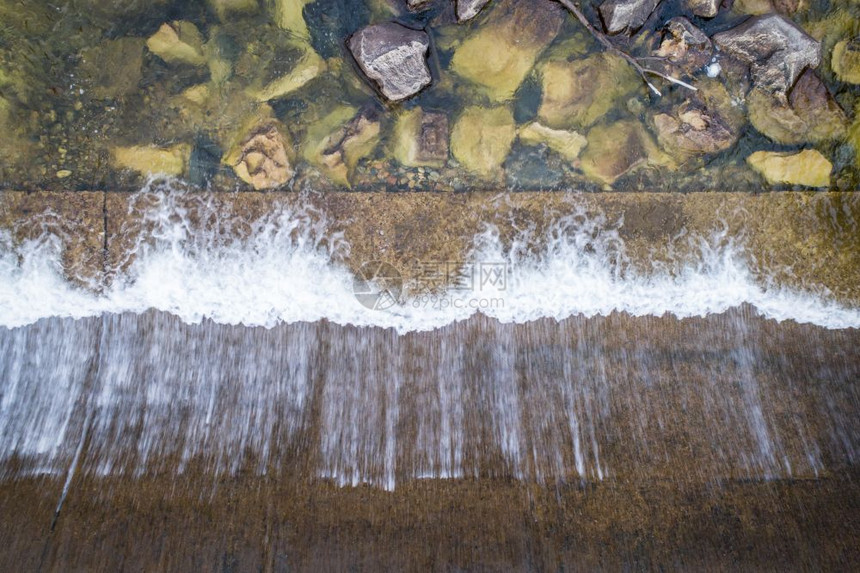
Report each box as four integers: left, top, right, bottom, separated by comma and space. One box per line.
747, 71, 847, 145
146, 21, 207, 67
112, 144, 192, 177
747, 149, 832, 188
393, 108, 449, 168
253, 47, 326, 102
208, 0, 259, 20
272, 0, 312, 39
832, 38, 860, 84
580, 120, 673, 186
538, 53, 639, 131
451, 105, 516, 180
302, 106, 381, 187
518, 122, 587, 163
450, 0, 563, 101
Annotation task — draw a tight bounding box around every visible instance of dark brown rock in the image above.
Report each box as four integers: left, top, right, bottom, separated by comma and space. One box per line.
599, 0, 661, 35
348, 22, 432, 102
712, 14, 820, 93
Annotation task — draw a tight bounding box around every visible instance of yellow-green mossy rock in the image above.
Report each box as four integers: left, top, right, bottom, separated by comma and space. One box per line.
747, 71, 847, 145
746, 149, 832, 188
77, 37, 144, 99
208, 0, 258, 20
254, 47, 326, 102
112, 143, 192, 177
146, 21, 207, 66
851, 104, 860, 168
393, 107, 449, 168
450, 0, 563, 101
580, 120, 673, 186
223, 107, 295, 190
272, 0, 312, 39
302, 106, 381, 187
450, 105, 516, 180
832, 38, 860, 84
518, 122, 587, 163
538, 53, 640, 131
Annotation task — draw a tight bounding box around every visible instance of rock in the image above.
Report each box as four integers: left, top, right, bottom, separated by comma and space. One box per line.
518, 122, 587, 162
599, 0, 661, 35
450, 0, 563, 101
208, 0, 259, 20
732, 0, 804, 15
146, 21, 206, 66
457, 0, 491, 21
77, 38, 144, 99
850, 106, 860, 168
712, 14, 820, 93
538, 53, 639, 131
272, 0, 312, 39
580, 120, 673, 186
685, 0, 720, 17
348, 22, 431, 102
651, 81, 743, 160
653, 18, 712, 75
223, 111, 294, 190
747, 70, 847, 144
746, 149, 832, 187
450, 105, 516, 180
112, 143, 192, 177
254, 48, 327, 101
832, 38, 860, 84
302, 106, 381, 187
393, 108, 449, 167
406, 0, 433, 10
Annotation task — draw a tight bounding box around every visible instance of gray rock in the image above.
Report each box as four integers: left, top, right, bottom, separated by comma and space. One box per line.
406, 0, 433, 10
348, 23, 432, 102
457, 0, 491, 21
685, 0, 720, 18
712, 14, 820, 93
599, 0, 661, 35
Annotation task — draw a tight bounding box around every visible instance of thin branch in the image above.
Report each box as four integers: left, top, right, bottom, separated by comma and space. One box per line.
555, 0, 697, 96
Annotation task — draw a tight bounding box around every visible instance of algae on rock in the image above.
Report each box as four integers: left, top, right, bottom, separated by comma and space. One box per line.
112, 144, 192, 177
451, 105, 516, 180
580, 120, 674, 186
302, 106, 381, 187
450, 0, 563, 101
393, 108, 449, 168
832, 38, 860, 84
538, 53, 640, 131
518, 122, 587, 163
77, 38, 145, 99
146, 21, 207, 67
747, 149, 832, 188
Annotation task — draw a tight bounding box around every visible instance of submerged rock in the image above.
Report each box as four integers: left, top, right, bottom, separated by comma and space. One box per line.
208, 0, 259, 20
254, 47, 327, 102
450, 0, 563, 101
538, 53, 639, 131
272, 0, 312, 39
599, 0, 661, 35
223, 111, 294, 190
393, 108, 449, 167
457, 0, 491, 21
77, 38, 144, 100
746, 149, 832, 188
747, 70, 847, 144
302, 106, 381, 187
348, 22, 431, 102
580, 120, 673, 186
832, 38, 860, 84
712, 14, 820, 93
685, 0, 720, 18
112, 144, 192, 177
450, 105, 516, 180
651, 81, 743, 160
146, 21, 206, 67
518, 122, 587, 163
654, 18, 712, 76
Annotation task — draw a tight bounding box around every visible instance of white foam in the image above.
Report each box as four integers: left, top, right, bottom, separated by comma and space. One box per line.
0, 189, 858, 332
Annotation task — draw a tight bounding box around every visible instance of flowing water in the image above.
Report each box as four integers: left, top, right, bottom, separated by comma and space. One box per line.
0, 188, 859, 569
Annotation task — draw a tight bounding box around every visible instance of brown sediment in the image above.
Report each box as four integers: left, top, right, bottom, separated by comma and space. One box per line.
2, 190, 859, 303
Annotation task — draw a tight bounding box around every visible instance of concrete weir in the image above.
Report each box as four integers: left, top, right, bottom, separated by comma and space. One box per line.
1, 189, 859, 570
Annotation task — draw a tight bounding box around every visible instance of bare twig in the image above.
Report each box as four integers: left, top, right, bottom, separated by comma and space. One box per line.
555, 0, 697, 96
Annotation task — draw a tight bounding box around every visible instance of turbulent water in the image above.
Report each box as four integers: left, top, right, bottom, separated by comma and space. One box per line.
0, 191, 858, 492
